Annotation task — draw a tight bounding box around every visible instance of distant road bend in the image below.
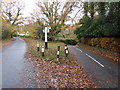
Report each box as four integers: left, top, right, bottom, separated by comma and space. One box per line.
68, 46, 119, 88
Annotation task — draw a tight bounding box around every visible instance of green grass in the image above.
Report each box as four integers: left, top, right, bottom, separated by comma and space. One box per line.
29, 40, 71, 64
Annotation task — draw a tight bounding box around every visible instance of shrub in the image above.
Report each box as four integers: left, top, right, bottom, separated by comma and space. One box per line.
91, 38, 100, 47
80, 37, 120, 52
110, 38, 120, 52
24, 35, 30, 38
65, 39, 77, 45
87, 39, 92, 46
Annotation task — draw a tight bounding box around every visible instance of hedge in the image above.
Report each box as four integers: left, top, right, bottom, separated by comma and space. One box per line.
80, 37, 120, 52
58, 39, 77, 45
65, 39, 77, 45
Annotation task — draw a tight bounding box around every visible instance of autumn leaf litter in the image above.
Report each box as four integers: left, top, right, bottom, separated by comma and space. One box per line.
23, 38, 101, 88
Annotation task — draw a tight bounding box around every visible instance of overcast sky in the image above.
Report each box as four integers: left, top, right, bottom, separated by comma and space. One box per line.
19, 0, 83, 24
21, 0, 37, 17
2, 0, 85, 25
3, 0, 119, 18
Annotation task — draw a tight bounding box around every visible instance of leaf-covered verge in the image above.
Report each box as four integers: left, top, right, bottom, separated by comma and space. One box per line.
0, 38, 16, 49
23, 38, 101, 88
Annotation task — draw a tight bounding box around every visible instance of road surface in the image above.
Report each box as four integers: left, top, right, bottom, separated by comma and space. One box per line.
0, 48, 2, 89
2, 37, 27, 88
68, 46, 119, 88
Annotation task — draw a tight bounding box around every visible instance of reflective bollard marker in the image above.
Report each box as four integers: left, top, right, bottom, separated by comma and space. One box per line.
66, 47, 69, 57
37, 41, 39, 51
57, 46, 60, 61
64, 44, 67, 53
42, 45, 44, 57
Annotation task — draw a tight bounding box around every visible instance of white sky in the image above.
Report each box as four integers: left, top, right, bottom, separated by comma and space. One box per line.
3, 0, 84, 25
3, 0, 119, 18
20, 0, 37, 17
2, 0, 37, 17
20, 0, 83, 24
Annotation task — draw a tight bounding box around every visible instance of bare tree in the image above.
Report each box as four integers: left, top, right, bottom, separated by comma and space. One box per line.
1, 0, 24, 26
1, 0, 25, 38
36, 0, 79, 40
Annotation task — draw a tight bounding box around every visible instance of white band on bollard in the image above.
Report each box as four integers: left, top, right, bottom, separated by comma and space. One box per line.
57, 58, 59, 61
57, 46, 60, 61
37, 41, 40, 51
66, 50, 68, 54
57, 51, 60, 55
42, 48, 44, 52
37, 43, 39, 47
65, 46, 67, 49
42, 45, 44, 52
65, 47, 69, 57
42, 45, 44, 57
37, 41, 39, 47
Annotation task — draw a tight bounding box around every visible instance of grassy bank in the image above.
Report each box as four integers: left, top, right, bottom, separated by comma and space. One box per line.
23, 38, 101, 88
28, 41, 71, 63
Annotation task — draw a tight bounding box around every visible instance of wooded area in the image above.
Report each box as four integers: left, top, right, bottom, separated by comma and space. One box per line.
1, 1, 120, 51
75, 2, 120, 38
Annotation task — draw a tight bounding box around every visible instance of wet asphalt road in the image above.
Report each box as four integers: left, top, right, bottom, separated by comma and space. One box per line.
68, 46, 119, 88
2, 37, 27, 88
0, 49, 2, 89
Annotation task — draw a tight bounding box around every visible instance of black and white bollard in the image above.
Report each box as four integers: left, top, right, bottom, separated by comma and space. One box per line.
37, 41, 39, 51
57, 46, 60, 61
42, 45, 44, 57
65, 47, 69, 57
64, 44, 67, 53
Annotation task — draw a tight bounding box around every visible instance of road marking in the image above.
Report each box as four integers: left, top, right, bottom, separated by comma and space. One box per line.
86, 54, 104, 67
76, 48, 82, 52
